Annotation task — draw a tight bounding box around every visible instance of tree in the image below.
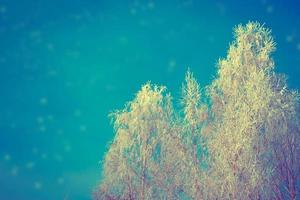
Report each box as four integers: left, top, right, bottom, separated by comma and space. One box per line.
180, 70, 209, 199
94, 22, 300, 200
267, 75, 300, 199
95, 83, 175, 199
207, 22, 300, 199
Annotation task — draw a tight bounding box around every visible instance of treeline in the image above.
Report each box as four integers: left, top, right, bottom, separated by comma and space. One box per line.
94, 22, 300, 200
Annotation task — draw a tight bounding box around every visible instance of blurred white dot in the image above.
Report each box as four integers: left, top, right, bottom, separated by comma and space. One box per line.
39, 125, 46, 132
286, 35, 294, 43
297, 43, 300, 51
266, 5, 274, 13
30, 30, 41, 38
32, 147, 39, 154
54, 154, 63, 162
216, 2, 226, 15
25, 161, 35, 169
130, 8, 137, 15
182, 0, 193, 7
105, 84, 116, 92
65, 81, 73, 88
46, 43, 54, 51
57, 177, 64, 185
169, 60, 176, 68
70, 14, 82, 20
4, 154, 11, 161
139, 19, 147, 26
37, 116, 44, 124
40, 97, 48, 105
41, 153, 48, 159
80, 125, 87, 132
34, 181, 42, 190
0, 57, 6, 63
167, 60, 176, 73
66, 50, 80, 58
47, 115, 54, 121
57, 129, 64, 135
10, 122, 16, 129
74, 109, 82, 117
148, 2, 155, 9
11, 166, 19, 176
208, 35, 215, 43
48, 69, 58, 77
119, 36, 129, 45
64, 144, 72, 152
0, 5, 7, 14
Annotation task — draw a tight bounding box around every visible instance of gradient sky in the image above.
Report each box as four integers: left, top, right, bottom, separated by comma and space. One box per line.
1, 0, 300, 199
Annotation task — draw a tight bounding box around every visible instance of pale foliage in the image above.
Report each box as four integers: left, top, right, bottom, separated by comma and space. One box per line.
96, 83, 180, 199
180, 70, 209, 199
207, 22, 278, 199
94, 22, 300, 200
207, 22, 300, 199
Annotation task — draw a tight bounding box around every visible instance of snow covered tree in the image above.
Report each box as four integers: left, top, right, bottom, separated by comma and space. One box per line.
267, 74, 300, 199
94, 83, 176, 199
207, 22, 300, 199
179, 70, 209, 199
94, 22, 300, 200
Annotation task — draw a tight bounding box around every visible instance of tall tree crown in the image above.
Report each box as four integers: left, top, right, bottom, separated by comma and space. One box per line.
94, 22, 300, 200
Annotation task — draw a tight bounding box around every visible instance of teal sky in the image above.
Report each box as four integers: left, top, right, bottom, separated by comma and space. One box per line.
1, 0, 300, 199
